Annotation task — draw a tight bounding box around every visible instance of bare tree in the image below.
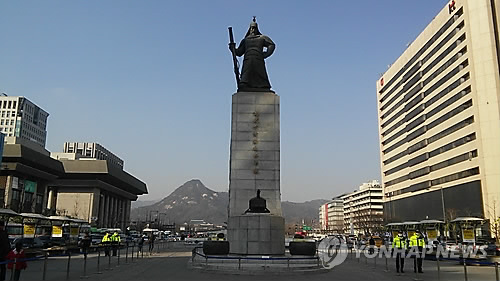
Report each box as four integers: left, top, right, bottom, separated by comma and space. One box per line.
485, 199, 500, 242
72, 197, 81, 218
446, 208, 459, 243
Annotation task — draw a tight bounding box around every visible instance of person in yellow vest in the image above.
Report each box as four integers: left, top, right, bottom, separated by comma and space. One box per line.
409, 230, 425, 273
392, 231, 406, 274
111, 231, 121, 256
101, 232, 111, 256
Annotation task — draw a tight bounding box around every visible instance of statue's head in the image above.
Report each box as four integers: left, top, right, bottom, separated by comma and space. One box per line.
245, 17, 262, 37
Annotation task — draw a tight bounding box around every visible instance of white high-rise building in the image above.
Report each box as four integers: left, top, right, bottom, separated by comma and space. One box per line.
376, 0, 500, 231
0, 95, 48, 147
342, 180, 384, 235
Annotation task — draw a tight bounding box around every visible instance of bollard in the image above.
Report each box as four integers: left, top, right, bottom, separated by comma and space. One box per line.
437, 257, 441, 281
238, 258, 241, 270
496, 262, 499, 281
117, 245, 120, 266
107, 250, 112, 270
142, 248, 144, 259
66, 251, 71, 280
384, 255, 389, 272
463, 261, 468, 281
125, 243, 129, 263
131, 243, 134, 262
81, 252, 89, 279
97, 250, 102, 274
42, 252, 48, 280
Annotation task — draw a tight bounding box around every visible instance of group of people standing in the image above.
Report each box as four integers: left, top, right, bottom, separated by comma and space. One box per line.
101, 231, 122, 257
391, 230, 426, 274
101, 231, 156, 257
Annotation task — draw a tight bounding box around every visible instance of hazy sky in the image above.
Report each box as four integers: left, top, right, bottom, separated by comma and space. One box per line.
0, 1, 449, 202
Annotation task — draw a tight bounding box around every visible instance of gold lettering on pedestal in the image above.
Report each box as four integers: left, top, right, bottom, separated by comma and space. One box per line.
252, 111, 259, 174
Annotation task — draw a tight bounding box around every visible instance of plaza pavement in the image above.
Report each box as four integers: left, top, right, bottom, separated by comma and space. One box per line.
10, 243, 500, 280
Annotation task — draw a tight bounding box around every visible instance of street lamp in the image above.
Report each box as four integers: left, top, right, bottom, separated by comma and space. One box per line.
439, 186, 446, 224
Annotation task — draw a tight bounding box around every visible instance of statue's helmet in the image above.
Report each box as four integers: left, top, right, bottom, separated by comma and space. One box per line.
245, 17, 262, 37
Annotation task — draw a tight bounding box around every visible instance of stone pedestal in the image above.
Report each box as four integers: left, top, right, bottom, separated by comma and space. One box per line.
227, 91, 285, 255
227, 214, 285, 255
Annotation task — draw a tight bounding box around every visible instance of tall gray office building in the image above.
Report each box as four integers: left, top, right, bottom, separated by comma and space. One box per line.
377, 0, 500, 231
0, 95, 48, 147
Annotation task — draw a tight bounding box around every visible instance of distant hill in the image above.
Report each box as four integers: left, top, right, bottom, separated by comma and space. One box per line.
131, 200, 159, 209
131, 179, 228, 224
282, 199, 329, 224
130, 179, 327, 225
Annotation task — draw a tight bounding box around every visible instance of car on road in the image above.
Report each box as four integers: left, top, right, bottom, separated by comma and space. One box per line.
36, 236, 53, 248
443, 241, 462, 257
476, 240, 500, 256
10, 237, 44, 249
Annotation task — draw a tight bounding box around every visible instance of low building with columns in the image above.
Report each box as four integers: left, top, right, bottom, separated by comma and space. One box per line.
48, 159, 147, 229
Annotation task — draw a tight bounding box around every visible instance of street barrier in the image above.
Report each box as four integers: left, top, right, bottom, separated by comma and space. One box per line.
0, 239, 174, 280
191, 246, 320, 270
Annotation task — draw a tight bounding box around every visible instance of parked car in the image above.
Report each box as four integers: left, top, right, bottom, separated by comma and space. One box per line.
10, 237, 44, 249
474, 240, 499, 256
90, 234, 104, 245
36, 236, 53, 248
444, 242, 462, 257
371, 236, 383, 248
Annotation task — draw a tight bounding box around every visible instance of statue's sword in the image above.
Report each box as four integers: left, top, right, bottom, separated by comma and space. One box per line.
228, 27, 240, 86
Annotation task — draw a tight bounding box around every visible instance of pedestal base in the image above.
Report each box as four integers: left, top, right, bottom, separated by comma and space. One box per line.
227, 214, 285, 255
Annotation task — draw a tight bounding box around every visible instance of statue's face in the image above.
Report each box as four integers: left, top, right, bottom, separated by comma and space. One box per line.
249, 26, 256, 35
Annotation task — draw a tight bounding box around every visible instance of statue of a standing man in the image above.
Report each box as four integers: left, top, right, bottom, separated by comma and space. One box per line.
229, 17, 276, 92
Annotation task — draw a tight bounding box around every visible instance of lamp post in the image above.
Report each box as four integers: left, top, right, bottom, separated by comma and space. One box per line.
440, 186, 446, 223
439, 186, 447, 241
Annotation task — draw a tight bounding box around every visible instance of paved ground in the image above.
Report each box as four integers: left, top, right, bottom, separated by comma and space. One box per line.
8, 243, 500, 280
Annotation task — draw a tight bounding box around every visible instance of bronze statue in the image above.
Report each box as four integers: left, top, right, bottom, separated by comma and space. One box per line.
228, 17, 275, 92
245, 189, 270, 213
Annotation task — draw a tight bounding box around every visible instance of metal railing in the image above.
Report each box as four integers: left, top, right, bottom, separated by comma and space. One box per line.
0, 239, 173, 280
191, 246, 321, 270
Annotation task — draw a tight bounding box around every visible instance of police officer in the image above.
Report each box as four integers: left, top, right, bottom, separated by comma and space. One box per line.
111, 231, 121, 256
409, 230, 425, 273
101, 232, 111, 256
392, 231, 406, 273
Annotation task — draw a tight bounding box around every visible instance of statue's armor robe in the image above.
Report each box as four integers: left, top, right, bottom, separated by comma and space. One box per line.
235, 34, 275, 91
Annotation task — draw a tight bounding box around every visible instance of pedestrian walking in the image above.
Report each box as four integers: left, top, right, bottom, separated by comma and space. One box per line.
79, 232, 91, 258
138, 235, 145, 254
0, 222, 10, 281
6, 242, 27, 281
392, 231, 406, 274
368, 236, 375, 255
148, 233, 156, 253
